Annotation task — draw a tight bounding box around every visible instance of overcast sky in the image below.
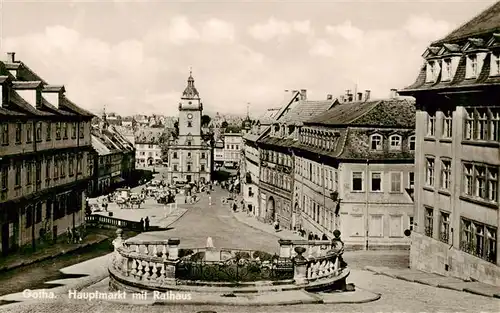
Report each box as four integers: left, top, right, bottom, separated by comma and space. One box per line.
0, 0, 497, 117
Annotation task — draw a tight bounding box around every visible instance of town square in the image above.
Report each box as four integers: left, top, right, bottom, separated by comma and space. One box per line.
0, 0, 499, 312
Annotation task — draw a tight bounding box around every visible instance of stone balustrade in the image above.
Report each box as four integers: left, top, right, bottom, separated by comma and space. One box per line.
305, 253, 340, 281
279, 239, 333, 258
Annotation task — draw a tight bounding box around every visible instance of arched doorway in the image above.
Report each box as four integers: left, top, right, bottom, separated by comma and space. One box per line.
266, 196, 275, 222
147, 157, 154, 166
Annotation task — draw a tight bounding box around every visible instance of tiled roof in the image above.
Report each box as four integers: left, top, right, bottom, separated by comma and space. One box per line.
60, 96, 94, 117
433, 1, 500, 44
306, 98, 415, 128
0, 76, 9, 84
135, 129, 163, 144
279, 99, 336, 124
91, 134, 111, 155
8, 91, 53, 116
40, 97, 75, 116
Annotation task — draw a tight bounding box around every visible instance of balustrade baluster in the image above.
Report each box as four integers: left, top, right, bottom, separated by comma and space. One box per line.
123, 257, 129, 276
307, 265, 313, 279
160, 263, 166, 282
153, 245, 158, 256
130, 259, 137, 276
143, 261, 151, 281
135, 245, 140, 253
151, 262, 158, 280
137, 259, 143, 279
162, 245, 168, 259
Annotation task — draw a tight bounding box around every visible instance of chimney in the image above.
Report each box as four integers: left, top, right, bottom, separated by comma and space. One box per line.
326, 94, 333, 100
339, 95, 345, 102
300, 89, 307, 100
6, 52, 15, 63
390, 88, 398, 98
365, 90, 371, 101
357, 92, 363, 101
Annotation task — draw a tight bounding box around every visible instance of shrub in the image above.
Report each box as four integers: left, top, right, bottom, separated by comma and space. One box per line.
252, 251, 273, 261
234, 251, 251, 259
179, 249, 194, 258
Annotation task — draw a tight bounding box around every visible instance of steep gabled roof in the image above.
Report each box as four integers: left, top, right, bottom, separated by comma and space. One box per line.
306, 98, 415, 128
433, 1, 500, 44
279, 99, 337, 124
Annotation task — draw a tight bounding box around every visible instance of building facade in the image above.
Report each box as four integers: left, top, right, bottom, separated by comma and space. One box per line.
257, 89, 337, 229
293, 96, 415, 248
166, 72, 211, 184
0, 52, 94, 255
222, 132, 242, 168
135, 129, 162, 167
88, 116, 135, 197
399, 3, 500, 285
214, 139, 224, 167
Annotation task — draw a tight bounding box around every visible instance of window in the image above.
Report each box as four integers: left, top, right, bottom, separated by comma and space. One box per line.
409, 136, 416, 151
35, 203, 42, 224
440, 159, 451, 190
443, 58, 452, 81
462, 162, 498, 203
389, 215, 403, 237
390, 172, 402, 193
1, 167, 8, 200
439, 211, 450, 243
26, 206, 33, 228
56, 122, 61, 140
15, 123, 21, 143
46, 123, 51, 141
1, 124, 8, 145
187, 121, 192, 127
36, 122, 42, 142
15, 165, 21, 186
389, 135, 401, 150
425, 157, 435, 187
442, 111, 453, 138
424, 207, 433, 237
201, 153, 205, 159
201, 164, 205, 172
187, 152, 191, 158
60, 157, 65, 178
467, 54, 478, 78
46, 159, 51, 180
371, 172, 382, 192
35, 162, 41, 184
369, 215, 383, 237
187, 141, 192, 146
77, 155, 82, 173
351, 172, 363, 191
26, 123, 33, 143
79, 123, 84, 139
427, 113, 436, 137
68, 156, 74, 176
460, 218, 497, 263
173, 152, 178, 159
187, 165, 191, 172
62, 122, 68, 138
409, 172, 415, 188
53, 158, 59, 179
173, 165, 178, 171
409, 216, 414, 231
26, 162, 32, 185
491, 53, 500, 76
71, 122, 77, 139
370, 134, 382, 150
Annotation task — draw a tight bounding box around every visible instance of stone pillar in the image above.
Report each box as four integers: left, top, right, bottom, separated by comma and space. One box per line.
167, 238, 180, 260
278, 239, 292, 258
293, 246, 308, 285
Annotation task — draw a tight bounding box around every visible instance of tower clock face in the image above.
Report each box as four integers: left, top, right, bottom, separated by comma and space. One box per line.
187, 113, 193, 119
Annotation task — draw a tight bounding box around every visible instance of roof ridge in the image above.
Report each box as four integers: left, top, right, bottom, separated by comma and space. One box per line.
349, 100, 383, 124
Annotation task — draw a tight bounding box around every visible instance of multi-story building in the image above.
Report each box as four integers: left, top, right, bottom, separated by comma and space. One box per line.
166, 72, 211, 184
134, 129, 162, 167
398, 2, 500, 285
256, 90, 337, 229
293, 94, 415, 248
88, 115, 135, 196
222, 131, 242, 168
213, 139, 224, 167
0, 52, 94, 255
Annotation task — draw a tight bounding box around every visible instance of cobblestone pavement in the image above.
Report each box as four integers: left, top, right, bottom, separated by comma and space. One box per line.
3, 269, 499, 313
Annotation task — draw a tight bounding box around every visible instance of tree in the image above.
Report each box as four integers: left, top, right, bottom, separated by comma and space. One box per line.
173, 120, 179, 138
221, 121, 228, 128
201, 115, 211, 127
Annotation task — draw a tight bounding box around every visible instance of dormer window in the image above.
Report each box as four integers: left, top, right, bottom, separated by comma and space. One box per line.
389, 135, 402, 150
425, 60, 439, 83
443, 58, 452, 81
466, 54, 478, 78
409, 136, 416, 151
491, 53, 500, 76
370, 134, 382, 150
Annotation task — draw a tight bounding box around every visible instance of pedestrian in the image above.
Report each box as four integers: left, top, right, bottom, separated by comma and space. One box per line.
145, 216, 150, 231
232, 202, 237, 212
274, 220, 280, 232
67, 227, 72, 243
322, 233, 328, 240
140, 218, 144, 232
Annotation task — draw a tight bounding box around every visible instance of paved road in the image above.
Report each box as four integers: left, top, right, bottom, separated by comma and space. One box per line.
134, 187, 285, 253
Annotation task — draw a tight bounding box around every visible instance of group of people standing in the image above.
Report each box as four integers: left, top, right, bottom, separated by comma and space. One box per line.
139, 216, 150, 232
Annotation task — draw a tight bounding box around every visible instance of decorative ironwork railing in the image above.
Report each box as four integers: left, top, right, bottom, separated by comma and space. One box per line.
85, 214, 142, 231
176, 257, 294, 282
424, 226, 433, 237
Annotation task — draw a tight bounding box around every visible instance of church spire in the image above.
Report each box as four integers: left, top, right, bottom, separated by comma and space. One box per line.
182, 68, 200, 99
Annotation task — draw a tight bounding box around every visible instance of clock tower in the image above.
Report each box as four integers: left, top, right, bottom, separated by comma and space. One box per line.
167, 70, 212, 184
